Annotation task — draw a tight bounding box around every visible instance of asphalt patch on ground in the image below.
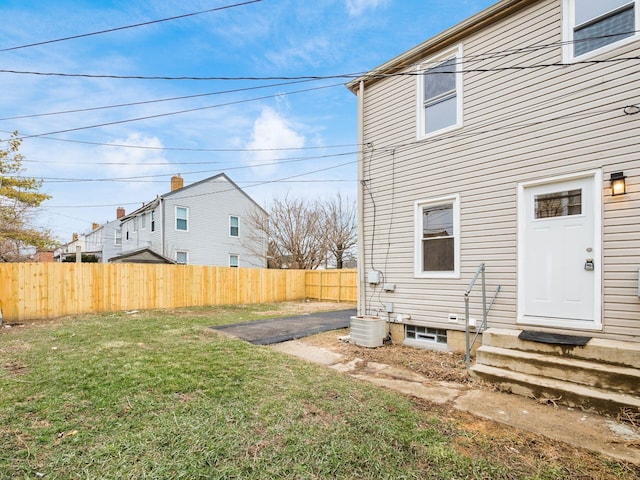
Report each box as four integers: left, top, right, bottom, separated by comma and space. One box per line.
211, 309, 355, 345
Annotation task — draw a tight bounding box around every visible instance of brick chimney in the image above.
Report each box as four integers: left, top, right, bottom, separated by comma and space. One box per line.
116, 207, 125, 219
171, 174, 184, 191
92, 222, 99, 230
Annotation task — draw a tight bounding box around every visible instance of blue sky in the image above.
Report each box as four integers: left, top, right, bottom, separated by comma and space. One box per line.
0, 0, 494, 243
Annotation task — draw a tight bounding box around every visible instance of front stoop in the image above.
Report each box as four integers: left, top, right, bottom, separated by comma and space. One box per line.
470, 328, 640, 415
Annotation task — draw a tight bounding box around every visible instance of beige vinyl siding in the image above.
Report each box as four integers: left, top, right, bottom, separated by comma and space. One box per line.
359, 0, 640, 342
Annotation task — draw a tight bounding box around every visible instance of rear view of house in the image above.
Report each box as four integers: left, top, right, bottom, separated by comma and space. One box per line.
348, 0, 640, 412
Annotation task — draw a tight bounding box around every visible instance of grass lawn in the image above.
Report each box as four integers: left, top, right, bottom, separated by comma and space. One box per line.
0, 304, 635, 479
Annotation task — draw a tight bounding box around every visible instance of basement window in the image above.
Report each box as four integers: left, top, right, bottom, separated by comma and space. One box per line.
405, 325, 448, 345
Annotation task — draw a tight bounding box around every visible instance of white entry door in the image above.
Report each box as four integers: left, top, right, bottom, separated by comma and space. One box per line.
518, 172, 601, 330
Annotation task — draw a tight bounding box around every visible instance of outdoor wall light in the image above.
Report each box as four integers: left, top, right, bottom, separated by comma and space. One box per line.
610, 172, 627, 196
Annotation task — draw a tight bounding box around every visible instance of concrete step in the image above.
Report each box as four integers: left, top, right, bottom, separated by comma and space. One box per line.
476, 345, 640, 396
470, 363, 640, 415
482, 328, 640, 369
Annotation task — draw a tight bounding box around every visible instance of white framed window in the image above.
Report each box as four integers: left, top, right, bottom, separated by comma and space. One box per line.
176, 251, 188, 264
176, 206, 188, 231
416, 45, 463, 139
114, 229, 122, 246
229, 215, 239, 237
141, 213, 146, 230
151, 210, 156, 232
133, 217, 138, 232
563, 0, 638, 60
229, 254, 239, 268
414, 195, 460, 278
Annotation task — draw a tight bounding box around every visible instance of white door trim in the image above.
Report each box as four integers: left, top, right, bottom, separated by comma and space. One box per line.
517, 170, 602, 331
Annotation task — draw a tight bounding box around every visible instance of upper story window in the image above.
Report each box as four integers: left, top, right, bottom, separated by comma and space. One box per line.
176, 206, 188, 231
114, 229, 122, 246
151, 210, 156, 232
564, 0, 638, 59
414, 195, 460, 278
417, 45, 463, 138
229, 215, 239, 237
141, 212, 146, 230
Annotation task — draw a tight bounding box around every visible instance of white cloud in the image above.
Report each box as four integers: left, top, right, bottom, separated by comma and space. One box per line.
245, 108, 305, 176
345, 0, 388, 16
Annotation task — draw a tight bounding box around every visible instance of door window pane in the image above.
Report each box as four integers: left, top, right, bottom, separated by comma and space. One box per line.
535, 189, 582, 219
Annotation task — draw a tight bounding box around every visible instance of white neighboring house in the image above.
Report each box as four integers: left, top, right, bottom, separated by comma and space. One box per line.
116, 173, 267, 267
55, 208, 125, 262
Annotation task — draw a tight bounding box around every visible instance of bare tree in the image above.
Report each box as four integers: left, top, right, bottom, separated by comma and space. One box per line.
321, 193, 357, 269
247, 195, 327, 269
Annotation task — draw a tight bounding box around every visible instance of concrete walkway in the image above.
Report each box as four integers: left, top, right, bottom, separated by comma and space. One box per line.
271, 339, 640, 466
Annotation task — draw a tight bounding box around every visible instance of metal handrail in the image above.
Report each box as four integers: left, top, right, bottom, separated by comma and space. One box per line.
464, 263, 500, 369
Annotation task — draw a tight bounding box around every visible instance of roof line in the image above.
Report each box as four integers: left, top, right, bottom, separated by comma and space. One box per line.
346, 0, 536, 93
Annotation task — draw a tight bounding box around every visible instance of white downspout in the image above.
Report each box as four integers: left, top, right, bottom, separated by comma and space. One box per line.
357, 80, 365, 315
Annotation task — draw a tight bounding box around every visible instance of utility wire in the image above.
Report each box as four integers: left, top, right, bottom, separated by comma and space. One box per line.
41, 159, 357, 208
1, 54, 638, 82
13, 82, 342, 140
0, 0, 263, 53
0, 78, 321, 122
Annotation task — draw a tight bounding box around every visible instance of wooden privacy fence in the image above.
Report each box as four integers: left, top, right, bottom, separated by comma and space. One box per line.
0, 263, 356, 322
305, 269, 357, 303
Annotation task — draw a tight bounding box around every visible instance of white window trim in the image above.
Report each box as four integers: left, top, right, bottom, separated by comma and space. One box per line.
176, 250, 188, 264
414, 194, 460, 279
175, 206, 189, 232
416, 44, 464, 140
229, 254, 239, 267
562, 0, 639, 62
141, 212, 146, 230
114, 229, 122, 246
229, 215, 239, 238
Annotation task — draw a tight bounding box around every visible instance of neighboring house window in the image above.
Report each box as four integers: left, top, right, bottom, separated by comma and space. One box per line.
229, 215, 239, 237
176, 251, 188, 264
417, 45, 462, 138
141, 213, 146, 230
564, 0, 637, 59
151, 210, 155, 232
176, 207, 188, 231
126, 229, 130, 240
414, 195, 460, 278
133, 217, 137, 232
114, 229, 122, 246
229, 254, 239, 268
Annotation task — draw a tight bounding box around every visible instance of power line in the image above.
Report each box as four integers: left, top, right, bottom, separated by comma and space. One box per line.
41, 160, 357, 208
0, 79, 321, 122
1, 55, 638, 82
13, 82, 343, 140
17, 150, 359, 182
0, 0, 263, 53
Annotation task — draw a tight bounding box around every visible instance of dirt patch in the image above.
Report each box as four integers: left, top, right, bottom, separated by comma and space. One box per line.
303, 329, 640, 478
256, 301, 352, 317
